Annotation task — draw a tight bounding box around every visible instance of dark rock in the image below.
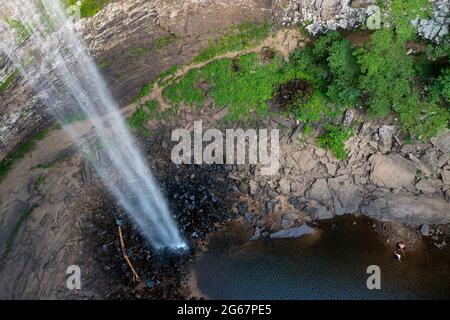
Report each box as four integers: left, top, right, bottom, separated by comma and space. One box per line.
269, 224, 317, 239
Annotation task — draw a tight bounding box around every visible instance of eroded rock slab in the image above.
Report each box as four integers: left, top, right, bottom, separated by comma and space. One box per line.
362, 193, 450, 226
431, 130, 450, 153
370, 154, 416, 188
328, 176, 361, 215
270, 224, 317, 239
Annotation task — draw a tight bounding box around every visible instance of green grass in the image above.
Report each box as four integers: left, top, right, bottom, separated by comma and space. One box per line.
0, 70, 18, 93
36, 156, 69, 169
126, 100, 162, 137
153, 35, 177, 49
135, 82, 153, 101
35, 175, 46, 185
4, 208, 34, 256
131, 47, 148, 56
0, 130, 49, 184
164, 52, 304, 120
193, 21, 270, 63
133, 66, 179, 102
317, 124, 353, 160
98, 59, 111, 68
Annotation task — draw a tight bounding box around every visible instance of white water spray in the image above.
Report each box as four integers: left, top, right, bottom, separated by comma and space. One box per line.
0, 0, 186, 250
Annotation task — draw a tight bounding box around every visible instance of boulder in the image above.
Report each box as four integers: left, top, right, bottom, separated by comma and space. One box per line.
415, 178, 442, 194
442, 169, 450, 186
269, 224, 317, 239
308, 178, 332, 203
327, 176, 361, 215
281, 209, 303, 229
326, 163, 337, 176
278, 178, 291, 194
431, 130, 450, 153
420, 224, 431, 236
370, 154, 416, 188
378, 125, 395, 153
361, 193, 450, 226
291, 150, 317, 172
314, 205, 334, 220
421, 148, 438, 173
249, 180, 258, 195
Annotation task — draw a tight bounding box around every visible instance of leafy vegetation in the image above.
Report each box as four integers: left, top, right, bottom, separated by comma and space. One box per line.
193, 21, 270, 63
153, 35, 177, 49
63, 0, 111, 18
135, 82, 153, 101
5, 18, 32, 45
0, 130, 49, 183
381, 0, 432, 43
0, 69, 18, 93
98, 59, 111, 68
126, 99, 161, 137
164, 52, 311, 120
357, 0, 449, 140
36, 154, 71, 169
35, 175, 46, 185
317, 124, 352, 160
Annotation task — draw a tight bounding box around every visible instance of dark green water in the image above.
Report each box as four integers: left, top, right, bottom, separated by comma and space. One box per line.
192, 217, 450, 299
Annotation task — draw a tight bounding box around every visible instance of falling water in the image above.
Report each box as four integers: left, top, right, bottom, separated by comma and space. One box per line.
0, 0, 186, 250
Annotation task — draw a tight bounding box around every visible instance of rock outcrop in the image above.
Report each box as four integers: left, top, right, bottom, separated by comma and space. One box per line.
369, 154, 416, 189
412, 0, 449, 43
362, 193, 450, 226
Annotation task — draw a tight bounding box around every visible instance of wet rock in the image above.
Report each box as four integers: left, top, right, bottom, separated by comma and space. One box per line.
378, 125, 395, 154
362, 193, 450, 226
288, 196, 308, 210
263, 200, 281, 215
281, 209, 303, 229
370, 154, 416, 188
328, 176, 361, 215
420, 224, 431, 236
269, 224, 317, 239
249, 226, 264, 241
375, 220, 421, 250
314, 205, 334, 220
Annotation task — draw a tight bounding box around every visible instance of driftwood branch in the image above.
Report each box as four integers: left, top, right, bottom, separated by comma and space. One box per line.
117, 225, 140, 282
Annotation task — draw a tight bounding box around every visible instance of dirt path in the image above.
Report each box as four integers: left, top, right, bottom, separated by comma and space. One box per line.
137, 29, 307, 111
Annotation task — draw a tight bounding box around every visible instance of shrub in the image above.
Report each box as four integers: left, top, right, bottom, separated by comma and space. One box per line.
358, 29, 415, 117
317, 124, 352, 160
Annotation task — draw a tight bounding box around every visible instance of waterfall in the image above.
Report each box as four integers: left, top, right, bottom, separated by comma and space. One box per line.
0, 0, 186, 250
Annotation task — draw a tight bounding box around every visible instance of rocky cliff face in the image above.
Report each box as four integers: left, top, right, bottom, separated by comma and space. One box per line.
0, 0, 448, 162
0, 0, 274, 162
